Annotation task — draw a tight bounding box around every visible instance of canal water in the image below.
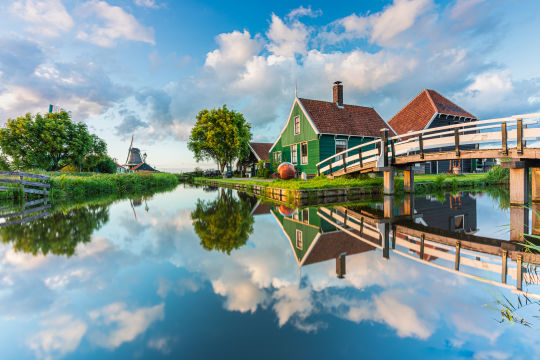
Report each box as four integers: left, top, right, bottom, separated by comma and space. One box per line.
0, 184, 538, 359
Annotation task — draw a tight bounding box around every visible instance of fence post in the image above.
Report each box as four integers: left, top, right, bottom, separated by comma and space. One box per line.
391, 139, 395, 165
419, 233, 425, 260
501, 250, 507, 284
317, 164, 320, 176
358, 148, 363, 168
329, 161, 333, 175
454, 129, 460, 157
516, 254, 523, 291
517, 119, 523, 154
501, 122, 508, 155
19, 171, 24, 202
455, 241, 461, 271
419, 134, 424, 159
343, 153, 347, 173
380, 128, 389, 167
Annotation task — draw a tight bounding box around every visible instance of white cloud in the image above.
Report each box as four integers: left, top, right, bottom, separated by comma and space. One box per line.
134, 0, 162, 9
205, 30, 261, 70
11, 0, 74, 37
272, 285, 314, 327
266, 14, 309, 57
369, 0, 433, 45
77, 0, 155, 47
89, 302, 165, 349
287, 6, 322, 20
29, 315, 87, 359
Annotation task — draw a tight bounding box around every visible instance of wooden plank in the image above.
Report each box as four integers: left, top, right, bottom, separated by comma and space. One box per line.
22, 188, 49, 195
22, 204, 51, 216
19, 172, 49, 180
22, 211, 50, 224
0, 178, 21, 185
21, 179, 50, 188
24, 197, 48, 207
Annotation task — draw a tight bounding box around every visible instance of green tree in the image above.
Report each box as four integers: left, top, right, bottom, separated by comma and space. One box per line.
0, 204, 110, 256
0, 111, 109, 171
191, 189, 255, 254
188, 105, 252, 175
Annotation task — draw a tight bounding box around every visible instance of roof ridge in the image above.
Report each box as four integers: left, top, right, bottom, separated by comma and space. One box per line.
298, 97, 372, 109
389, 89, 436, 123
423, 89, 439, 114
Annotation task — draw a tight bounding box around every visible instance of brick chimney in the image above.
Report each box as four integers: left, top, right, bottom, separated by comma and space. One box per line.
333, 81, 343, 106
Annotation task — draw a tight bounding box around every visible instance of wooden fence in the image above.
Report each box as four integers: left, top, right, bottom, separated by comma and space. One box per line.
0, 197, 51, 227
0, 171, 50, 196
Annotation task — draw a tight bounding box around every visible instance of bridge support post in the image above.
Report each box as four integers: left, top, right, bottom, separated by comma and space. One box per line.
510, 206, 529, 242
509, 167, 529, 205
383, 170, 394, 195
403, 194, 414, 216
404, 167, 414, 193
531, 168, 540, 202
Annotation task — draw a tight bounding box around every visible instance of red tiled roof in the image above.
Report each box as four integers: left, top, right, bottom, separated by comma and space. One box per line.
303, 231, 375, 266
298, 98, 394, 137
388, 89, 476, 135
251, 202, 272, 215
249, 142, 272, 161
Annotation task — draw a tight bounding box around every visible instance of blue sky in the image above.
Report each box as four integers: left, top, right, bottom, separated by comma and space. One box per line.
1, 0, 540, 170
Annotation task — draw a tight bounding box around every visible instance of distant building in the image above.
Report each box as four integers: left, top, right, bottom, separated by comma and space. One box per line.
115, 162, 128, 174
125, 137, 158, 172
269, 81, 393, 177
239, 142, 273, 177
388, 89, 478, 174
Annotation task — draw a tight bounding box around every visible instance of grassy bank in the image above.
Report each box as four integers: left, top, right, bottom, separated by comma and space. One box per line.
49, 172, 180, 202
196, 167, 509, 193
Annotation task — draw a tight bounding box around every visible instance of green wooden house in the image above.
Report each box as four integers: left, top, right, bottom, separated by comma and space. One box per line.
269, 81, 394, 177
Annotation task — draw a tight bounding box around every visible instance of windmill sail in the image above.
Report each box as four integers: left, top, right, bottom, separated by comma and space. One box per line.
125, 135, 134, 165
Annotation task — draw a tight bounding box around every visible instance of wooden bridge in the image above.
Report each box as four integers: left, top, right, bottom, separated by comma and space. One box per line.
317, 195, 540, 296
316, 113, 540, 204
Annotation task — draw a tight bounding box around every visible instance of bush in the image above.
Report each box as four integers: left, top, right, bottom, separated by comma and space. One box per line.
485, 165, 509, 184
96, 156, 116, 174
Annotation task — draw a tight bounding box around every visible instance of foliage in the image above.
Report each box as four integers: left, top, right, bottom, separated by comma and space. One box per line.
191, 189, 255, 254
0, 204, 109, 256
256, 160, 271, 178
50, 172, 179, 201
0, 111, 107, 171
188, 105, 252, 174
485, 165, 510, 184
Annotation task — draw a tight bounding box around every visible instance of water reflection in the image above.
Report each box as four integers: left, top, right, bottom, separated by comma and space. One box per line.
191, 189, 255, 254
1, 185, 539, 359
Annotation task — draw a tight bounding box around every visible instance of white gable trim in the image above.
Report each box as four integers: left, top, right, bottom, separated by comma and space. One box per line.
269, 97, 320, 153
424, 112, 439, 130
248, 143, 261, 161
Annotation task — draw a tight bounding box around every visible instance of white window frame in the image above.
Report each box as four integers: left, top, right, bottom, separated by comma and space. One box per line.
296, 229, 303, 250
454, 215, 464, 231
291, 144, 298, 165
335, 139, 348, 161
274, 151, 282, 163
300, 142, 308, 165
294, 116, 300, 135
302, 208, 309, 224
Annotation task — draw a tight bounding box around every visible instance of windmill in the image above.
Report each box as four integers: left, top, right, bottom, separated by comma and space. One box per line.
125, 135, 134, 165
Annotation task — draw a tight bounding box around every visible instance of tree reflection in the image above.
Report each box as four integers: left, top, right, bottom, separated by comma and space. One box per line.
191, 189, 255, 254
0, 204, 110, 256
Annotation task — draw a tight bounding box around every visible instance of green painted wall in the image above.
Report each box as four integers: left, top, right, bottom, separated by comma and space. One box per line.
281, 102, 318, 145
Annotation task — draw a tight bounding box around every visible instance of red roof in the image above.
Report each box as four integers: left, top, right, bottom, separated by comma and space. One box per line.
388, 89, 476, 135
303, 231, 375, 266
249, 142, 272, 161
298, 98, 394, 137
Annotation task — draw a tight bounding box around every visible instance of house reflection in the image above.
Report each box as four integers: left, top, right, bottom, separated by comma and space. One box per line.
270, 204, 376, 279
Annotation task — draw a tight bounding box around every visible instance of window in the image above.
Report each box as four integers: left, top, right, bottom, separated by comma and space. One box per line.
300, 142, 308, 165
335, 139, 348, 161
302, 208, 309, 223
294, 116, 300, 135
454, 215, 464, 231
274, 151, 282, 163
291, 144, 298, 164
296, 229, 303, 250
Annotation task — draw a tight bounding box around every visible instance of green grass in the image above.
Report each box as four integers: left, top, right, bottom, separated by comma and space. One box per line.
48, 172, 180, 202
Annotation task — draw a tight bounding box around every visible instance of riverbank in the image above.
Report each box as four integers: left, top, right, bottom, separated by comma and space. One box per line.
195, 168, 508, 205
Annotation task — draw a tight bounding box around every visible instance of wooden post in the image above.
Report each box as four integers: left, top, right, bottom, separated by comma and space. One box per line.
391, 140, 396, 165
329, 161, 333, 175
501, 250, 507, 284
509, 167, 529, 205
383, 223, 390, 260
381, 128, 389, 167
343, 209, 348, 227
358, 148, 363, 168
19, 171, 24, 202
455, 241, 461, 271
517, 119, 523, 155
383, 170, 394, 195
336, 253, 346, 279
359, 217, 364, 236
419, 134, 424, 159
419, 233, 425, 260
343, 156, 347, 173
404, 168, 414, 193
384, 195, 394, 219
454, 128, 460, 157
510, 206, 529, 241
531, 168, 540, 202
516, 254, 523, 291
391, 225, 396, 249
317, 164, 320, 176
501, 122, 508, 155
403, 194, 414, 216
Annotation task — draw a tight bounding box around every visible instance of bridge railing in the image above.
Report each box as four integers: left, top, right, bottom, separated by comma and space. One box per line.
317, 112, 540, 176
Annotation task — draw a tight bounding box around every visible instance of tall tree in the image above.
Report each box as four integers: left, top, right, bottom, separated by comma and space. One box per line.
188, 105, 252, 174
